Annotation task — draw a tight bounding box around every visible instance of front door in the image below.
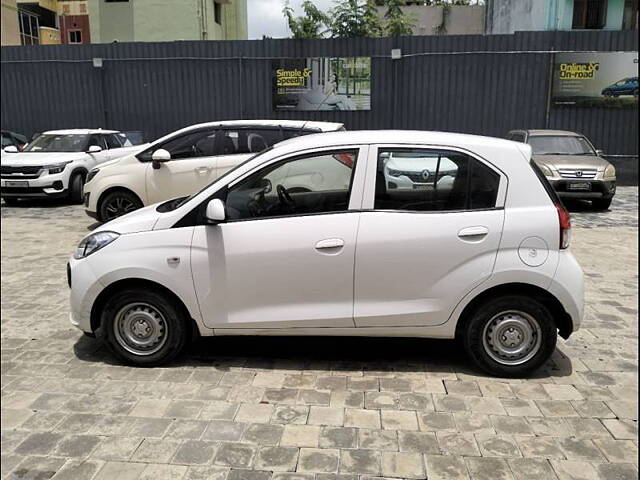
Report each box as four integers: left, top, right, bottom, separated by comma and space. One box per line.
354, 146, 506, 327
190, 147, 367, 329
145, 129, 219, 204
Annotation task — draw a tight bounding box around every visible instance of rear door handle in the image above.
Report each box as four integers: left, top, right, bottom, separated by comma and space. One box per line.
315, 238, 344, 250
458, 226, 489, 238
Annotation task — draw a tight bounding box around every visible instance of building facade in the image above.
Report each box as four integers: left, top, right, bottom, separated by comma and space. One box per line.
1, 1, 21, 46
486, 0, 638, 34
377, 3, 486, 36
87, 0, 248, 43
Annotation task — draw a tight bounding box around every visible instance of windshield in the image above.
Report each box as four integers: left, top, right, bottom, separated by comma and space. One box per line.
528, 136, 595, 155
24, 134, 89, 153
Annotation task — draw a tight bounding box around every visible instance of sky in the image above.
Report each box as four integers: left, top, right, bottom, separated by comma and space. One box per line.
247, 0, 335, 40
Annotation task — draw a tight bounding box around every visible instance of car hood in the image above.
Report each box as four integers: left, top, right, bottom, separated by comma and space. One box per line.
532, 154, 610, 171
93, 202, 161, 235
0, 151, 86, 166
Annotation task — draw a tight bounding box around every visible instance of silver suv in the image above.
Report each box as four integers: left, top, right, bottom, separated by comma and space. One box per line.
507, 130, 616, 210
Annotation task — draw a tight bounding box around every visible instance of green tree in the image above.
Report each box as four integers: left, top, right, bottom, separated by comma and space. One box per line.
382, 0, 416, 36
283, 0, 331, 39
330, 0, 383, 38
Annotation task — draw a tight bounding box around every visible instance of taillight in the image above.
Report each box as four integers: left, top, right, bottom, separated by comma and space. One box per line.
556, 204, 571, 249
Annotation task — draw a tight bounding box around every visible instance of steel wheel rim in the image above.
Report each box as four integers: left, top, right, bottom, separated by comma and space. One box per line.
113, 302, 168, 356
104, 196, 137, 220
482, 310, 542, 366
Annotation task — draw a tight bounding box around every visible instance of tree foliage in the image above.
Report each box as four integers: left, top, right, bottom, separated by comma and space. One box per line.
382, 0, 416, 36
283, 0, 331, 39
330, 0, 383, 38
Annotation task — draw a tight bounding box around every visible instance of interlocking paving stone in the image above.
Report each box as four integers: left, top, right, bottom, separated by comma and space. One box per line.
0, 189, 637, 479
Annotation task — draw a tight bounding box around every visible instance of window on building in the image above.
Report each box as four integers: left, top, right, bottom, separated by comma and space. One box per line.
622, 0, 638, 29
19, 10, 40, 45
214, 1, 222, 24
572, 0, 608, 29
68, 30, 82, 44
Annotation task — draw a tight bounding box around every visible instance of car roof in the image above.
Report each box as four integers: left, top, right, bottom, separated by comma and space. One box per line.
513, 129, 582, 137
273, 129, 522, 156
42, 129, 120, 135
177, 119, 344, 132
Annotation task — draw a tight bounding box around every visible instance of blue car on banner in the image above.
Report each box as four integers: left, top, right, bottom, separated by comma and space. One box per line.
601, 76, 639, 97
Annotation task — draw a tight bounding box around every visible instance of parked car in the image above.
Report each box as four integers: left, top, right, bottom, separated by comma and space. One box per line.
83, 120, 345, 222
1, 129, 145, 205
1, 130, 27, 151
506, 129, 616, 210
68, 130, 584, 376
382, 150, 458, 191
601, 76, 638, 97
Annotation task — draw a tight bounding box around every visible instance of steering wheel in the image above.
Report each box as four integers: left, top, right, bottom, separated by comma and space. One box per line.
276, 184, 295, 210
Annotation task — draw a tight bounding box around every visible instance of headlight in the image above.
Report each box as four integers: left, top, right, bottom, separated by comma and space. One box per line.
387, 168, 401, 177
74, 231, 119, 259
45, 161, 72, 174
604, 164, 616, 179
538, 164, 553, 177
86, 169, 99, 183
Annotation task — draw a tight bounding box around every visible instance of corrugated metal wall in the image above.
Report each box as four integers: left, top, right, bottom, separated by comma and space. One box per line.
1, 31, 637, 157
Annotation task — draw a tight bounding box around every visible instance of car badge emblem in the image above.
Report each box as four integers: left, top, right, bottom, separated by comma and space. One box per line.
575, 171, 583, 177
421, 169, 430, 180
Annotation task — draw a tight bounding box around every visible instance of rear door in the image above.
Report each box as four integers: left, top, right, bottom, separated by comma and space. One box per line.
354, 145, 506, 327
145, 129, 219, 204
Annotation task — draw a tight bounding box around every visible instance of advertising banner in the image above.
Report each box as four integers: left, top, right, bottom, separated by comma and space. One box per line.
273, 57, 371, 111
551, 52, 638, 108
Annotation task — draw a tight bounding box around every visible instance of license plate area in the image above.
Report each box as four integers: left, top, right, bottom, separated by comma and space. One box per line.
5, 180, 29, 188
567, 182, 591, 191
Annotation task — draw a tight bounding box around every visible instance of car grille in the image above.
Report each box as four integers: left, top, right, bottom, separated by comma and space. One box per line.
558, 168, 597, 179
1, 165, 42, 179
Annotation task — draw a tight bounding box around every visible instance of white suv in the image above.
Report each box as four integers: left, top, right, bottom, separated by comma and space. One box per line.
83, 120, 344, 222
1, 129, 143, 205
68, 130, 584, 376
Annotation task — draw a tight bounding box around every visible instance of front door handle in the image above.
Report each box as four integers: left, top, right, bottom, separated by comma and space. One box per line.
195, 166, 211, 174
315, 238, 344, 250
458, 226, 489, 239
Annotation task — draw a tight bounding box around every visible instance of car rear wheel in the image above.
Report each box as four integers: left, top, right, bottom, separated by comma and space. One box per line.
98, 289, 188, 366
99, 190, 143, 222
461, 295, 557, 377
592, 197, 612, 211
69, 173, 85, 204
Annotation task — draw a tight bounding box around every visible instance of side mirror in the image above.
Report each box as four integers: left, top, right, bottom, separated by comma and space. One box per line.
3, 146, 19, 153
151, 148, 171, 169
595, 149, 605, 156
87, 145, 102, 153
205, 198, 226, 223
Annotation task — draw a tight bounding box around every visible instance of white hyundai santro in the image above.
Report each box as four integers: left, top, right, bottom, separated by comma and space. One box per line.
68, 131, 584, 377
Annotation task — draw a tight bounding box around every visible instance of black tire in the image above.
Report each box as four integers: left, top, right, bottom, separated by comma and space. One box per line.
98, 190, 143, 222
592, 197, 612, 211
634, 89, 638, 98
603, 91, 613, 97
98, 288, 189, 366
461, 295, 557, 377
69, 173, 85, 204
2, 197, 20, 206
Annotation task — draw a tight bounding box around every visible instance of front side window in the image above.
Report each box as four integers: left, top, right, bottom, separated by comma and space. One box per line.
225, 149, 358, 221
88, 134, 107, 150
375, 148, 500, 212
24, 134, 89, 152
105, 134, 122, 149
141, 130, 217, 161
1, 134, 13, 148
528, 136, 595, 155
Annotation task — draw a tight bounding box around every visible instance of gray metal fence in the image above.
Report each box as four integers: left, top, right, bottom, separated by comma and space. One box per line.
1, 31, 637, 166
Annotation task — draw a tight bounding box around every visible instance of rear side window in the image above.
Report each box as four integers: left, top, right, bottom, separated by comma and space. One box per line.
215, 129, 283, 155
104, 134, 122, 149
374, 148, 500, 212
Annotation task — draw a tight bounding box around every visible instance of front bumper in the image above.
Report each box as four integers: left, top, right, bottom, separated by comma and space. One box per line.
549, 179, 616, 200
1, 172, 69, 198
68, 255, 104, 334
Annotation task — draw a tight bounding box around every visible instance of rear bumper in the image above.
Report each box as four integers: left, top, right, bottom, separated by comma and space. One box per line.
549, 251, 584, 337
549, 179, 616, 200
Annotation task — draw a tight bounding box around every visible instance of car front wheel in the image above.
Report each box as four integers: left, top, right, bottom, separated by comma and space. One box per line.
462, 295, 557, 377
69, 173, 85, 204
98, 288, 189, 366
99, 190, 143, 222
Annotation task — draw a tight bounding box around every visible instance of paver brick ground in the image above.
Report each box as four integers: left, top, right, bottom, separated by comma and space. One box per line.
1, 188, 638, 479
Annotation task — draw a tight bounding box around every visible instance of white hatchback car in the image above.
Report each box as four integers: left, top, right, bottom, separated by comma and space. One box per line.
1, 129, 142, 205
83, 120, 344, 222
68, 130, 584, 376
